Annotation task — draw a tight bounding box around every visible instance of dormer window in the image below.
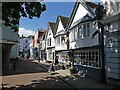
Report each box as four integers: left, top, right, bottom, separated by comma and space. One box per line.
83, 23, 90, 37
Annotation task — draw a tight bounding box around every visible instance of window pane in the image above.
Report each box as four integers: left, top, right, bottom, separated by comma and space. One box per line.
77, 26, 79, 39
83, 24, 86, 37
78, 25, 82, 38
75, 27, 78, 40
87, 23, 90, 37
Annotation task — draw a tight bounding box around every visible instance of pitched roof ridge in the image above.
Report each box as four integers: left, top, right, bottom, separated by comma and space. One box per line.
48, 22, 56, 24
58, 15, 69, 29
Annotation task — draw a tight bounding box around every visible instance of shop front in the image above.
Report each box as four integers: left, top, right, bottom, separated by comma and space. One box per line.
46, 47, 55, 62
73, 47, 103, 81
55, 50, 70, 66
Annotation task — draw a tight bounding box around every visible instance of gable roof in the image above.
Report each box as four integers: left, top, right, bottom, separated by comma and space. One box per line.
55, 15, 69, 31
59, 16, 69, 29
67, 0, 97, 29
54, 15, 69, 37
48, 22, 57, 36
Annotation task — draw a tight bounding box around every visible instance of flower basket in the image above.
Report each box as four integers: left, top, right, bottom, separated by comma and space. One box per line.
69, 66, 78, 74
69, 66, 74, 71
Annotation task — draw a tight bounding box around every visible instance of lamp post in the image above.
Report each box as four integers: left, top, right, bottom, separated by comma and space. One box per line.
38, 39, 41, 63
95, 3, 106, 82
66, 30, 74, 67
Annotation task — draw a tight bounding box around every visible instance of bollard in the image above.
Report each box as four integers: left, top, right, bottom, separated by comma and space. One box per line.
13, 62, 16, 71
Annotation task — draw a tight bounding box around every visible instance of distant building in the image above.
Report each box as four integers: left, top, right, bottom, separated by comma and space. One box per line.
18, 35, 32, 59
30, 30, 44, 59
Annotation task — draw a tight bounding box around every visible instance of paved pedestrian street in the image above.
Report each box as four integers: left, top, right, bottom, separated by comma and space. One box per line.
1, 60, 73, 89
1, 60, 117, 89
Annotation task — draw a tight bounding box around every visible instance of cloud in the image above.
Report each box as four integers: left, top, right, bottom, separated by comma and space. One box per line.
19, 27, 35, 37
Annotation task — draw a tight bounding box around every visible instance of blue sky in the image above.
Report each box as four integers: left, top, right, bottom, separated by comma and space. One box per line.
19, 0, 100, 37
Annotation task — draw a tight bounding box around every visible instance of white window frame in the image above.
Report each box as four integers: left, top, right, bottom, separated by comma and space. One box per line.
74, 49, 101, 69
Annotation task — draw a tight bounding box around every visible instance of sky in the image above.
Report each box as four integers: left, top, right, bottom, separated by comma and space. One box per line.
19, 0, 100, 37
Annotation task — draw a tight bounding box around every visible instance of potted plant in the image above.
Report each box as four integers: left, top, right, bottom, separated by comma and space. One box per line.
69, 66, 74, 75
69, 65, 78, 75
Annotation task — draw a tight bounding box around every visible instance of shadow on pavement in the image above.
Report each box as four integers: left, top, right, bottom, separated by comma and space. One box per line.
2, 60, 48, 76
1, 71, 117, 89
58, 75, 117, 89
2, 76, 73, 89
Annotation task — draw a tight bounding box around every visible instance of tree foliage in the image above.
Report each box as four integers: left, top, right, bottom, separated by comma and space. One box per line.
2, 2, 46, 32
95, 3, 106, 21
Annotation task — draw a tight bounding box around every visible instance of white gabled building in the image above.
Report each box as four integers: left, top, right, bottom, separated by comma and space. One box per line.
54, 15, 69, 64
101, 0, 120, 86
67, 1, 103, 81
46, 22, 56, 62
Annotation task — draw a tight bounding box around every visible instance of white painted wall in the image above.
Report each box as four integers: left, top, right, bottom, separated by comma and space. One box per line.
55, 44, 67, 51
56, 20, 65, 34
46, 27, 55, 61
41, 40, 45, 50
71, 3, 88, 28
55, 19, 67, 51
46, 29, 55, 47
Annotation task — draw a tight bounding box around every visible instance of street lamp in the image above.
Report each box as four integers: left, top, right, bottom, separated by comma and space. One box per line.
38, 38, 41, 63
66, 30, 74, 67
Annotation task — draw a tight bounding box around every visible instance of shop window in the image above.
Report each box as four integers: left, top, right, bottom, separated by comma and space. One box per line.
74, 49, 101, 68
